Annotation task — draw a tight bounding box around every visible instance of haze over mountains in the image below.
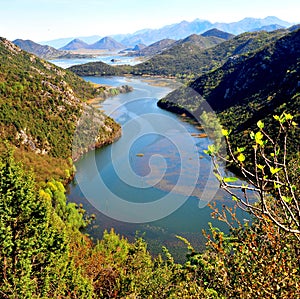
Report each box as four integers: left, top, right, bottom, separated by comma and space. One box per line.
13, 39, 70, 59
60, 36, 125, 51
68, 28, 293, 78
41, 16, 292, 49
12, 39, 96, 60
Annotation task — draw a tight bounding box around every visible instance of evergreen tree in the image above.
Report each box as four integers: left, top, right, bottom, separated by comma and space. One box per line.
0, 150, 92, 298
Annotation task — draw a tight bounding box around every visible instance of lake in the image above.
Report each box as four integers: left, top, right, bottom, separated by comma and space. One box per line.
50, 53, 143, 69
67, 75, 248, 261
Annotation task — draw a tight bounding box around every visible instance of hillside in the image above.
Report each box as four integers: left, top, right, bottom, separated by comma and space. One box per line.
0, 37, 121, 182
130, 38, 176, 56
13, 39, 69, 59
129, 33, 225, 58
42, 16, 291, 49
201, 28, 235, 40
158, 28, 300, 150
60, 38, 89, 50
116, 16, 291, 46
131, 29, 288, 77
88, 36, 125, 50
13, 39, 95, 59
177, 33, 225, 47
69, 29, 288, 79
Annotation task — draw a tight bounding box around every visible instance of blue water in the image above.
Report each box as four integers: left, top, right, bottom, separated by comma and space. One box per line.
68, 76, 248, 260
50, 54, 142, 69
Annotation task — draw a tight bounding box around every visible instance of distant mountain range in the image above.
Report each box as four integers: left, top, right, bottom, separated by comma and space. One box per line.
13, 39, 68, 59
41, 16, 292, 49
69, 28, 291, 78
40, 35, 102, 49
13, 39, 96, 60
131, 29, 234, 57
60, 36, 125, 51
60, 38, 89, 50
87, 36, 125, 50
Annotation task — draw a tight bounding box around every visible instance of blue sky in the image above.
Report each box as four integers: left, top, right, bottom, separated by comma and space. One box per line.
1, 0, 300, 42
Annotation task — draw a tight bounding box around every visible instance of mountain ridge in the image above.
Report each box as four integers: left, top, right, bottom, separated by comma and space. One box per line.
88, 36, 125, 50
0, 37, 121, 182
13, 39, 96, 59
68, 29, 290, 79
158, 28, 300, 146
60, 38, 89, 50
41, 16, 292, 48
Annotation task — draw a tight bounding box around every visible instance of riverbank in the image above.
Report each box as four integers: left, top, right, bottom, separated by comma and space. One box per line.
67, 76, 243, 264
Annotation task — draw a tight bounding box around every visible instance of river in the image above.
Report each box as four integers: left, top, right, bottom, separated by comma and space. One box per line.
67, 75, 248, 260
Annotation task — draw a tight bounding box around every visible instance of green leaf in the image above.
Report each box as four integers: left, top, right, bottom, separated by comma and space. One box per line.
224, 177, 238, 183
221, 128, 230, 137
257, 120, 264, 129
232, 196, 238, 202
204, 144, 217, 156
257, 164, 265, 170
237, 153, 246, 162
270, 166, 282, 175
274, 182, 283, 189
255, 131, 264, 145
282, 196, 292, 203
284, 113, 293, 120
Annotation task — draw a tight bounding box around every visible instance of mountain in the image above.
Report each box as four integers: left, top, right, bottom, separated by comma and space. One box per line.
177, 34, 225, 48
201, 28, 235, 40
129, 29, 288, 77
69, 29, 288, 79
88, 36, 125, 50
13, 39, 95, 59
40, 35, 102, 49
131, 38, 176, 56
116, 16, 291, 46
13, 39, 68, 59
118, 19, 213, 46
42, 16, 292, 49
60, 38, 89, 50
213, 16, 291, 35
158, 28, 300, 150
132, 43, 147, 51
250, 24, 285, 32
0, 37, 121, 182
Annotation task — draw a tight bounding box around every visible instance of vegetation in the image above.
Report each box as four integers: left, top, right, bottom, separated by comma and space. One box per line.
205, 113, 300, 236
13, 39, 95, 60
0, 26, 299, 297
0, 150, 92, 298
159, 29, 300, 147
0, 37, 121, 182
0, 144, 299, 298
69, 29, 289, 79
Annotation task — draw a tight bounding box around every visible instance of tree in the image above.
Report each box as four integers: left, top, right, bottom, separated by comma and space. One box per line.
0, 150, 92, 298
205, 112, 300, 238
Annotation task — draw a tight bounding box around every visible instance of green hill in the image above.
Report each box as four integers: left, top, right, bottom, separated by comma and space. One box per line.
69, 29, 288, 79
158, 28, 300, 153
0, 37, 121, 182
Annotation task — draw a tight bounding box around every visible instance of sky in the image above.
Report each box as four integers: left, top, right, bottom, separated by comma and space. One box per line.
1, 0, 300, 42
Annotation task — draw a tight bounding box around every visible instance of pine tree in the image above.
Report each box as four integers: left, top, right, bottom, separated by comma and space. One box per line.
0, 150, 92, 298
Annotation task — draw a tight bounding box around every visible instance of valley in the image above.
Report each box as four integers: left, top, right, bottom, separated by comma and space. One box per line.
0, 9, 299, 298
